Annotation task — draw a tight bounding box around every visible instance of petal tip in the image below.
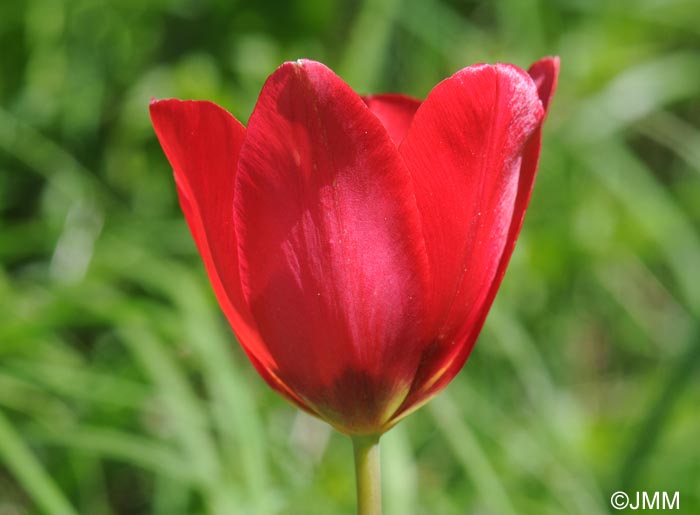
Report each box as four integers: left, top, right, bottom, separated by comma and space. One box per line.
528, 56, 560, 111
277, 58, 323, 72
149, 98, 169, 115
149, 97, 182, 117
530, 56, 561, 76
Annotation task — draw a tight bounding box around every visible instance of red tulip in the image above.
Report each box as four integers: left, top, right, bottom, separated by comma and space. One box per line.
150, 57, 559, 436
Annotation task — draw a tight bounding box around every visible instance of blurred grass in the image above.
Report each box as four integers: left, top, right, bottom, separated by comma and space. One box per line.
1, 0, 699, 513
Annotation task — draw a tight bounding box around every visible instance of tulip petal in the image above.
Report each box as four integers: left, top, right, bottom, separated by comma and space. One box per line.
235, 60, 429, 433
362, 94, 421, 146
529, 56, 560, 111
392, 63, 549, 420
149, 99, 313, 412
395, 58, 560, 421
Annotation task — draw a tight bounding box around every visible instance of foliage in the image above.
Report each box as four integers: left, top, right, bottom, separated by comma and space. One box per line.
1, 0, 699, 513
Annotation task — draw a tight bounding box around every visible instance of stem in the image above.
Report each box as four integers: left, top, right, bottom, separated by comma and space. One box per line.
352, 434, 382, 515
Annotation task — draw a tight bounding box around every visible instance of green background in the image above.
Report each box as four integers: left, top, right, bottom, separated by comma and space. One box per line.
1, 0, 699, 513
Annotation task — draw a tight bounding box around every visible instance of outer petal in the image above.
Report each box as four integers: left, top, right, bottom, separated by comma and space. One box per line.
362, 94, 421, 146
394, 58, 560, 421
149, 99, 312, 412
391, 63, 550, 421
234, 60, 430, 434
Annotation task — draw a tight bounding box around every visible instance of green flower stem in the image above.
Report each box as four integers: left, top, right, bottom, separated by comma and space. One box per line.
352, 434, 382, 515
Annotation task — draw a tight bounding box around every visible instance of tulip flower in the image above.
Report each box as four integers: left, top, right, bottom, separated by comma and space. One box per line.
150, 56, 558, 514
